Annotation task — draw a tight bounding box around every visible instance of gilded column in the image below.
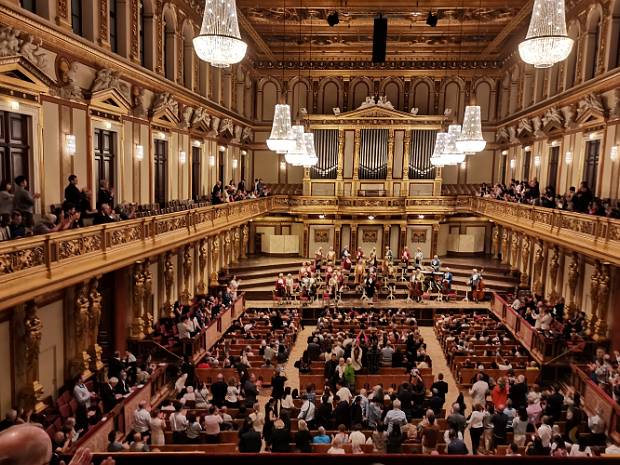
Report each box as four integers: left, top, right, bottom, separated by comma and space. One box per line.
131, 262, 145, 340
386, 129, 395, 180
399, 225, 407, 254
383, 224, 391, 255
197, 239, 208, 295
210, 236, 220, 287
431, 223, 440, 258
491, 227, 499, 259
164, 251, 175, 317
129, 0, 141, 62
519, 234, 531, 288
532, 240, 545, 296
303, 167, 311, 196
334, 224, 342, 255
588, 260, 602, 335
88, 278, 104, 370
241, 225, 249, 259
510, 230, 519, 270
402, 130, 411, 196
566, 252, 580, 319
180, 245, 192, 304
500, 227, 509, 264
22, 301, 45, 412
224, 231, 232, 269
547, 245, 561, 303
594, 263, 611, 341
351, 224, 358, 252
75, 282, 91, 374
336, 129, 345, 196
142, 260, 154, 335
233, 227, 241, 263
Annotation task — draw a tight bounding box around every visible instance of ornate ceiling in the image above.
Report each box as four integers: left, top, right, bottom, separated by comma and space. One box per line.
236, 0, 533, 63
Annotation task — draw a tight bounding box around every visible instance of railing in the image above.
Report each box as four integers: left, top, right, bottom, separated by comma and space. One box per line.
77, 295, 246, 452
491, 293, 565, 364
468, 197, 620, 266
0, 197, 279, 310
570, 364, 620, 443
75, 365, 171, 453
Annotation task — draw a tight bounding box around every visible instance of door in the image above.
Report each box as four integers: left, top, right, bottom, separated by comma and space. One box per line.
547, 146, 560, 192
584, 140, 600, 193
154, 139, 168, 206
191, 146, 201, 200
93, 128, 116, 192
0, 111, 30, 184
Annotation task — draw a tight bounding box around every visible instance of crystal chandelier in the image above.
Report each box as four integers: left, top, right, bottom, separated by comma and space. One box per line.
444, 125, 466, 165
302, 132, 318, 167
267, 101, 296, 153
430, 132, 448, 167
284, 125, 308, 166
456, 106, 486, 154
518, 0, 573, 68
193, 0, 247, 67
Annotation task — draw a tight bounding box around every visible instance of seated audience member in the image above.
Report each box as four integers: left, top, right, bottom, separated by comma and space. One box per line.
129, 431, 150, 452
238, 418, 262, 453
93, 203, 116, 225
8, 210, 26, 238
107, 430, 129, 452
270, 419, 291, 452
327, 437, 346, 455
295, 419, 313, 452
447, 428, 468, 454
313, 426, 331, 444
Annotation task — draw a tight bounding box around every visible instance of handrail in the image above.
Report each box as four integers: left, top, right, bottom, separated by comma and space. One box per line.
570, 363, 620, 443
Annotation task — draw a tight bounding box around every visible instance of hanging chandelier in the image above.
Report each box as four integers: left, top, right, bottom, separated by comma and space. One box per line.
430, 132, 448, 167
302, 132, 318, 167
193, 0, 247, 67
284, 125, 308, 166
456, 106, 486, 154
267, 100, 296, 153
518, 0, 573, 68
444, 125, 466, 165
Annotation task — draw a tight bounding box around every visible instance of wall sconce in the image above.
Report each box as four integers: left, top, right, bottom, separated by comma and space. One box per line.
501, 150, 508, 155
510, 158, 516, 169
104, 121, 112, 130
192, 140, 202, 147
589, 132, 599, 141
565, 151, 573, 164
460, 161, 467, 170
65, 134, 76, 156
157, 131, 166, 140
524, 145, 532, 152
418, 214, 425, 219
179, 150, 187, 164
551, 140, 560, 147
611, 145, 619, 162
9, 100, 19, 111
319, 214, 325, 219
280, 161, 286, 170
135, 144, 144, 161
368, 215, 375, 220
218, 145, 226, 152
534, 155, 541, 167
240, 150, 247, 156
209, 155, 216, 167
232, 158, 238, 169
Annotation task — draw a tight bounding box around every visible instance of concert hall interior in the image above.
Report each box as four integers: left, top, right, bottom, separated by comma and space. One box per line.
0, 0, 620, 463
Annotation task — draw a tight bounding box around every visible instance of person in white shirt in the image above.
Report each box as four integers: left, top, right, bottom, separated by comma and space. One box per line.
327, 437, 346, 454
384, 399, 407, 434
133, 401, 152, 434
298, 395, 316, 423
336, 383, 352, 404
537, 416, 553, 448
73, 374, 94, 410
177, 316, 191, 340
469, 374, 489, 407
349, 424, 366, 453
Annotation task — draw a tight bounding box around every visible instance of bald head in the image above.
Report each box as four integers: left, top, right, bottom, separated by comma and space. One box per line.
0, 424, 52, 465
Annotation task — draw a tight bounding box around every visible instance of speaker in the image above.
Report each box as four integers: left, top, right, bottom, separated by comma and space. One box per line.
372, 15, 388, 63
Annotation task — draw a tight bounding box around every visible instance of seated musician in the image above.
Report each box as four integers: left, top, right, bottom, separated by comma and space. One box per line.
385, 245, 393, 264
430, 254, 441, 272
314, 247, 324, 271
325, 264, 334, 281
414, 247, 424, 267
328, 274, 338, 297
356, 247, 364, 262
299, 261, 308, 280
408, 266, 426, 302
274, 273, 286, 298
369, 247, 378, 268
401, 247, 411, 268
285, 273, 295, 297
342, 252, 352, 271
442, 267, 453, 292
341, 246, 350, 260
326, 246, 337, 265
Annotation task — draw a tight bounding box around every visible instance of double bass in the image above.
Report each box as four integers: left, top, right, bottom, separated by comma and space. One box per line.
472, 269, 486, 302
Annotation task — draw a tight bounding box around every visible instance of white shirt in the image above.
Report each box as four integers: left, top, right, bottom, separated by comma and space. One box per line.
298, 400, 316, 422
73, 384, 91, 408
336, 387, 352, 403
469, 380, 489, 406
169, 412, 188, 432
537, 424, 553, 448
133, 408, 152, 433
349, 430, 366, 447
384, 409, 407, 434
468, 410, 485, 429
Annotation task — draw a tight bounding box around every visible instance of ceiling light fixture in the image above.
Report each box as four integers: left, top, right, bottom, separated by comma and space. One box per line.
456, 106, 486, 154
193, 0, 247, 67
319, 214, 325, 219
368, 215, 375, 220
518, 0, 573, 68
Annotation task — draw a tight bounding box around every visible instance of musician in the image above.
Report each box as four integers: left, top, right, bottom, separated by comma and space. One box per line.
430, 255, 441, 272
274, 273, 286, 298
354, 258, 365, 286
369, 247, 378, 268
401, 247, 411, 267
414, 247, 424, 267
314, 247, 324, 271
356, 247, 364, 262
285, 273, 295, 297
442, 267, 453, 292
326, 246, 337, 265
468, 268, 482, 302
385, 246, 393, 264
342, 254, 352, 271
325, 264, 334, 282
341, 247, 350, 260
299, 261, 308, 280
364, 273, 376, 299
408, 267, 426, 302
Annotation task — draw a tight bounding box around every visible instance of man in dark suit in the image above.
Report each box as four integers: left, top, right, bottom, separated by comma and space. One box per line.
333, 395, 351, 429
108, 351, 125, 380
114, 370, 131, 396
509, 374, 528, 410
64, 175, 82, 207
101, 377, 121, 412
210, 373, 228, 408
431, 373, 449, 401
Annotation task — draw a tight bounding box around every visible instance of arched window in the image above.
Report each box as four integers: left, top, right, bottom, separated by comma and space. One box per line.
163, 8, 177, 81
140, 0, 155, 70
351, 80, 371, 109
289, 79, 309, 120
584, 7, 602, 81
412, 80, 432, 115
71, 0, 82, 36
182, 22, 195, 89
564, 21, 580, 88
475, 81, 492, 121
21, 0, 37, 13
110, 0, 118, 53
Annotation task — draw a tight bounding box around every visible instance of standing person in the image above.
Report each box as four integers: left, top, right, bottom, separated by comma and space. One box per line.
149, 410, 166, 446
469, 373, 489, 407
64, 175, 82, 207
0, 180, 14, 224
97, 179, 114, 209
211, 373, 228, 408
467, 403, 485, 455
13, 175, 39, 227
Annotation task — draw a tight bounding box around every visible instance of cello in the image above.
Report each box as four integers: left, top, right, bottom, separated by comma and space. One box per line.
472, 269, 486, 302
